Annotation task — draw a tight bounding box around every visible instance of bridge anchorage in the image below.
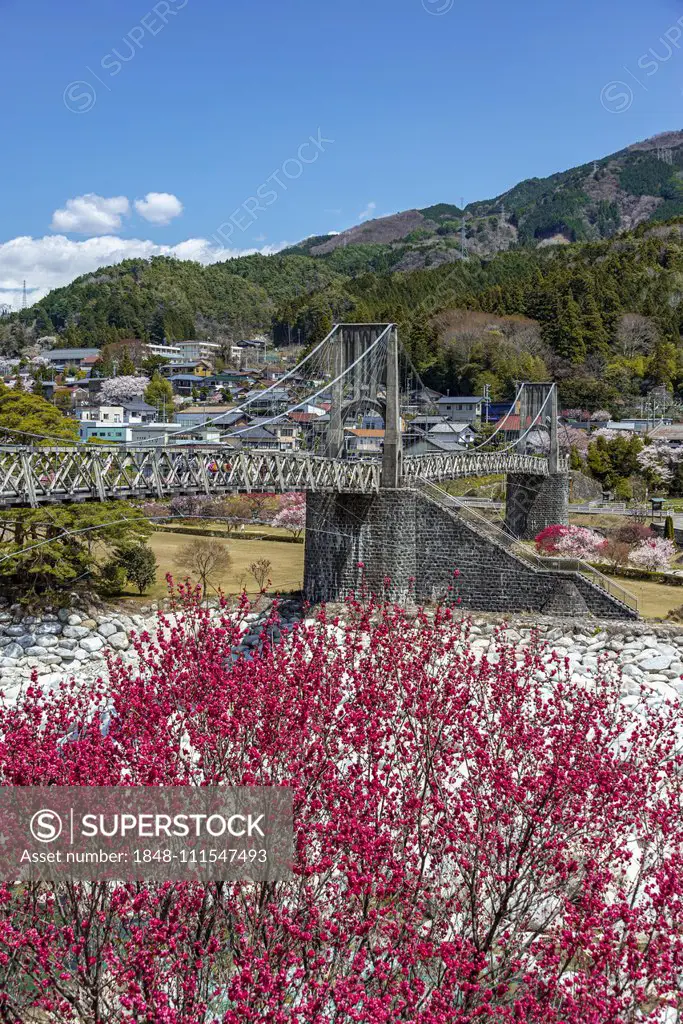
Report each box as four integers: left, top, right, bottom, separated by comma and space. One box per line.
0, 323, 636, 618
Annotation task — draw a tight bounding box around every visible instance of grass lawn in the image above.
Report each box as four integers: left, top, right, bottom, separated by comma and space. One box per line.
119, 531, 304, 605
604, 577, 683, 620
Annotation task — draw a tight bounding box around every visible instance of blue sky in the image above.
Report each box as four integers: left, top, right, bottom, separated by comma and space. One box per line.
1, 0, 683, 305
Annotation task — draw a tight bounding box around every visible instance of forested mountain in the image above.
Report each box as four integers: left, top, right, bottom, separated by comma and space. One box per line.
6, 131, 683, 415
287, 129, 683, 266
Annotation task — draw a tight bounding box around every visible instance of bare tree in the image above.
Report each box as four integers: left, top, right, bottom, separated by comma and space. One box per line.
174, 539, 232, 599
248, 559, 272, 592
615, 313, 659, 357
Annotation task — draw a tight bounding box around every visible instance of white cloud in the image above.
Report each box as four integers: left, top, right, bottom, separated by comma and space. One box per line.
51, 194, 131, 235
358, 201, 377, 222
134, 192, 183, 226
0, 234, 288, 309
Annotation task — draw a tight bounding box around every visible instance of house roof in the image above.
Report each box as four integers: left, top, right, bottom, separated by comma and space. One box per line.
168, 374, 208, 383
649, 424, 683, 441
121, 398, 156, 412
435, 395, 483, 405
429, 421, 473, 435
411, 415, 449, 428
238, 424, 278, 440
288, 412, 318, 423
347, 428, 384, 438
40, 348, 101, 360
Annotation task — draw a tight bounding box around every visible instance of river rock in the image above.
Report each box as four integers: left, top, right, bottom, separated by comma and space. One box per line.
36, 635, 60, 649
62, 625, 90, 639
108, 633, 130, 651
638, 654, 673, 672
98, 621, 118, 638
79, 636, 104, 654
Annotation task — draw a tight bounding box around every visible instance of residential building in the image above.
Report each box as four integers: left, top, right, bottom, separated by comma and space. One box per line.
242, 388, 291, 415
168, 374, 212, 395
144, 342, 182, 359
435, 395, 484, 424
236, 423, 293, 451
175, 406, 251, 430
39, 348, 101, 369
172, 340, 222, 362
78, 423, 131, 443
345, 428, 384, 457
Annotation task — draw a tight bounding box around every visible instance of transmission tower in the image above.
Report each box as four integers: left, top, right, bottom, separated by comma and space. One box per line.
460, 196, 467, 259
21, 281, 27, 310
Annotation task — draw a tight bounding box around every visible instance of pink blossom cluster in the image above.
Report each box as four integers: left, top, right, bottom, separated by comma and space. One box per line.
535, 523, 605, 559
629, 536, 677, 570
0, 588, 681, 1020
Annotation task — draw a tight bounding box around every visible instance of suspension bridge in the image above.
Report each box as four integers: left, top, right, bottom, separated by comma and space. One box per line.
0, 324, 565, 507
0, 324, 638, 618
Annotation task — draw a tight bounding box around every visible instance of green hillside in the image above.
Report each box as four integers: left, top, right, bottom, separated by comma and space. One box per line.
6, 131, 683, 417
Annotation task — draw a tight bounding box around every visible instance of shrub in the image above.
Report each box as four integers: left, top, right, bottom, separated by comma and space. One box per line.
114, 543, 157, 595
611, 522, 653, 546
0, 592, 681, 1019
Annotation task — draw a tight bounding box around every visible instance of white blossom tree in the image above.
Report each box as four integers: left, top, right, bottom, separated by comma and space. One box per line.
98, 376, 150, 404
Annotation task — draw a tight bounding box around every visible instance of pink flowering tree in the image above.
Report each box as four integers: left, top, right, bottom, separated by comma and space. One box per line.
98, 375, 150, 404
0, 589, 681, 1020
535, 524, 606, 560
629, 536, 677, 570
272, 492, 306, 538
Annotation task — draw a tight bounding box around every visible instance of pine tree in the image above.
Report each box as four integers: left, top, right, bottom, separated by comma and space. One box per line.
118, 347, 136, 376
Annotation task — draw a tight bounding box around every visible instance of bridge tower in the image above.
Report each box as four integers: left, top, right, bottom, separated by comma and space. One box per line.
504, 382, 569, 539
326, 323, 402, 481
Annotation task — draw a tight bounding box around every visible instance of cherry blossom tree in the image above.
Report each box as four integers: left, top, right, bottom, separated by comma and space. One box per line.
98, 375, 150, 405
637, 441, 683, 490
272, 493, 306, 538
0, 589, 681, 1021
629, 535, 677, 570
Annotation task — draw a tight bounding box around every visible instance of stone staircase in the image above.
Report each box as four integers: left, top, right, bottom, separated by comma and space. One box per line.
417, 479, 640, 620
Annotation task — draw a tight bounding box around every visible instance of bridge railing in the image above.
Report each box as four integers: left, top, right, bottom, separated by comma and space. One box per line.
403, 451, 566, 484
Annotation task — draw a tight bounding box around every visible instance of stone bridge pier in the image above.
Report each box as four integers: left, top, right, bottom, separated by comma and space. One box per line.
503, 383, 569, 540
504, 472, 569, 540
303, 485, 635, 619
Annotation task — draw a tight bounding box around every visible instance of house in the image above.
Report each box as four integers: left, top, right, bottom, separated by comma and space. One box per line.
39, 348, 100, 369
242, 388, 290, 415
435, 395, 484, 424
162, 359, 214, 377
168, 374, 212, 396
174, 406, 251, 431
237, 423, 292, 451
121, 398, 158, 424
345, 428, 384, 457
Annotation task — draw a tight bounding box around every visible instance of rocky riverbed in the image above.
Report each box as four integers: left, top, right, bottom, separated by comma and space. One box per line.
0, 599, 681, 709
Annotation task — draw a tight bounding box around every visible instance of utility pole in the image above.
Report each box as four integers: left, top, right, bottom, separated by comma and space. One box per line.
483, 383, 491, 424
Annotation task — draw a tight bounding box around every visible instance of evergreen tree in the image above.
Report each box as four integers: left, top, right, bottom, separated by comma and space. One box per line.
144, 371, 174, 421
118, 347, 136, 376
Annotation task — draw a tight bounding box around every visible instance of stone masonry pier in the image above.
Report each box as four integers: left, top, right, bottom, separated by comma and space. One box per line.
304, 488, 637, 619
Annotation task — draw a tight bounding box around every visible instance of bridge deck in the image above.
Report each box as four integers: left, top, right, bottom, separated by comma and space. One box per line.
0, 447, 563, 507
